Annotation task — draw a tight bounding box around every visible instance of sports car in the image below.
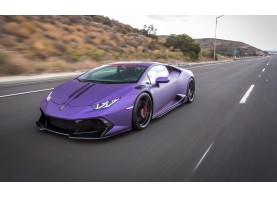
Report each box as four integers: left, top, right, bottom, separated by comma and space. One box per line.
36, 61, 195, 139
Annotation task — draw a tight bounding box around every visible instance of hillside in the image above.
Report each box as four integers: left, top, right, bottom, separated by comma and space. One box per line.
195, 38, 266, 57
0, 16, 266, 76
0, 16, 187, 76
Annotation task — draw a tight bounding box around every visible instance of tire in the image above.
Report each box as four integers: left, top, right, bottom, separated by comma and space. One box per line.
187, 78, 195, 103
132, 92, 153, 130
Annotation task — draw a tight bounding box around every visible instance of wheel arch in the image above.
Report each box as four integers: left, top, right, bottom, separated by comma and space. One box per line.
134, 90, 154, 116
132, 90, 153, 130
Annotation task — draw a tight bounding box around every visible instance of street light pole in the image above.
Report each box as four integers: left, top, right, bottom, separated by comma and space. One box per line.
214, 15, 224, 61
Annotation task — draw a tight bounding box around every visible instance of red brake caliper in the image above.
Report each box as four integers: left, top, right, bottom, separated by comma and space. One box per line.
140, 100, 148, 119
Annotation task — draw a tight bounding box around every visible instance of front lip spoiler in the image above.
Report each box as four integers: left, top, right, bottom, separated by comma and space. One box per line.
36, 121, 130, 140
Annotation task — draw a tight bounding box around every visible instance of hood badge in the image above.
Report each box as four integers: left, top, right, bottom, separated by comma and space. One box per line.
59, 105, 65, 111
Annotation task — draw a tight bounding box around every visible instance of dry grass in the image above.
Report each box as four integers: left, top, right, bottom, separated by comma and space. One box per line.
92, 38, 102, 45
46, 29, 62, 39
0, 50, 31, 76
64, 25, 77, 32
1, 36, 17, 47
2, 22, 32, 38
63, 34, 83, 45
39, 23, 56, 32
33, 63, 48, 73
2, 22, 19, 34
37, 23, 62, 40
21, 21, 37, 33
16, 28, 31, 38
28, 37, 58, 59
11, 16, 27, 24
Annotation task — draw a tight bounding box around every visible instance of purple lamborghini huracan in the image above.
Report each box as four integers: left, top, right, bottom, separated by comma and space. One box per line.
36, 61, 195, 139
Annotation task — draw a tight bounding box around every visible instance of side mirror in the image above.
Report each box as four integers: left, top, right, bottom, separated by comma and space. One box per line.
156, 77, 170, 86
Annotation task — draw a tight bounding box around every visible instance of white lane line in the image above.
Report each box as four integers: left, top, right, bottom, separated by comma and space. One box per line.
262, 68, 265, 72
267, 63, 269, 66
239, 85, 255, 104
0, 88, 53, 98
193, 142, 214, 172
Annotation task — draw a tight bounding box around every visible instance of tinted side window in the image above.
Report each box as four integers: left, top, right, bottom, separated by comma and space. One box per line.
147, 65, 169, 84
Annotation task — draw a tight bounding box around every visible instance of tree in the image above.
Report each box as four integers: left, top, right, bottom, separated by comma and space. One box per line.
141, 25, 157, 39
165, 34, 201, 59
143, 24, 157, 35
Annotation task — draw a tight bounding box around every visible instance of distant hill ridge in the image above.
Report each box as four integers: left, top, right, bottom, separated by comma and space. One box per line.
195, 38, 266, 56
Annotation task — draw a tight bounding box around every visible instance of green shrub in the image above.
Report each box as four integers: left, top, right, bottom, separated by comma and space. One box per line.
121, 29, 128, 34
88, 49, 105, 61
152, 50, 168, 59
165, 34, 201, 59
168, 51, 184, 59
70, 53, 83, 62
0, 52, 9, 64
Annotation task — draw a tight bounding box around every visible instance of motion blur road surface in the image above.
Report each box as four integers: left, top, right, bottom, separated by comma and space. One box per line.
0, 56, 276, 181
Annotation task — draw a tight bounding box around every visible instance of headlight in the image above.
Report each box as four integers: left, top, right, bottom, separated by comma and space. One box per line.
46, 91, 52, 102
92, 98, 119, 109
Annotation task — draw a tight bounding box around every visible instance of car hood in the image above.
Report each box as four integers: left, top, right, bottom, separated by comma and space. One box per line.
51, 79, 136, 107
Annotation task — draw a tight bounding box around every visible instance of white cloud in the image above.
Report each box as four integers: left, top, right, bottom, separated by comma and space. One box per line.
146, 15, 190, 22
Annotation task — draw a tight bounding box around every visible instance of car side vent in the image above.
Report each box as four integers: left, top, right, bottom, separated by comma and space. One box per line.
135, 85, 147, 90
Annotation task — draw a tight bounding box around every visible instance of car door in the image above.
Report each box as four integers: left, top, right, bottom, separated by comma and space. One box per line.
146, 65, 176, 113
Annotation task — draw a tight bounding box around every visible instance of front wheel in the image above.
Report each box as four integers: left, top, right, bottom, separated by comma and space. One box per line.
132, 93, 153, 130
187, 78, 195, 103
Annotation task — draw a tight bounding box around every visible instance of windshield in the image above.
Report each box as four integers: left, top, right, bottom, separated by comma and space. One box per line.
77, 64, 148, 84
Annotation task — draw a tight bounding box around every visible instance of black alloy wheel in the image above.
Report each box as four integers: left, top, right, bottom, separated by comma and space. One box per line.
132, 92, 152, 130
187, 78, 195, 103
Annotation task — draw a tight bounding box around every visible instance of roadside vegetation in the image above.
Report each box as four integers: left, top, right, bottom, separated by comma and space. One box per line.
165, 34, 201, 60
0, 16, 229, 76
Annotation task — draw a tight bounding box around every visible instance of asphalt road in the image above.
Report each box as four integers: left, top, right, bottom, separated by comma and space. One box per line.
0, 56, 276, 181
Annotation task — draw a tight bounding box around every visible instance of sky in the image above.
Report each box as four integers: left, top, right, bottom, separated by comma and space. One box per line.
107, 15, 277, 51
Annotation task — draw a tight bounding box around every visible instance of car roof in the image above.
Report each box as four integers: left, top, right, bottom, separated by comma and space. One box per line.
109, 61, 162, 67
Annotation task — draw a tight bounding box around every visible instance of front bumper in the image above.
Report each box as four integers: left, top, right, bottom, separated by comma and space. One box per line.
37, 96, 134, 139
36, 111, 115, 139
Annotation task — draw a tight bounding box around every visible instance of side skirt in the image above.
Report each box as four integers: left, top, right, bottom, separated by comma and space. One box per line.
152, 94, 187, 119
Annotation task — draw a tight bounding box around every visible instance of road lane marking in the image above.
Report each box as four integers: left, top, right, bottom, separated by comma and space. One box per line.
267, 63, 269, 66
239, 85, 255, 104
0, 88, 53, 98
262, 68, 265, 72
193, 142, 214, 172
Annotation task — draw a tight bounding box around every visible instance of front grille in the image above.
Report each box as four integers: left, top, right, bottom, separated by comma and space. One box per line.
77, 119, 107, 133
44, 116, 110, 136
48, 117, 78, 131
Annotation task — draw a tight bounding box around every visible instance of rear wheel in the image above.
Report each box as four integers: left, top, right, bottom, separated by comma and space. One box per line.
132, 93, 152, 130
187, 78, 195, 103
